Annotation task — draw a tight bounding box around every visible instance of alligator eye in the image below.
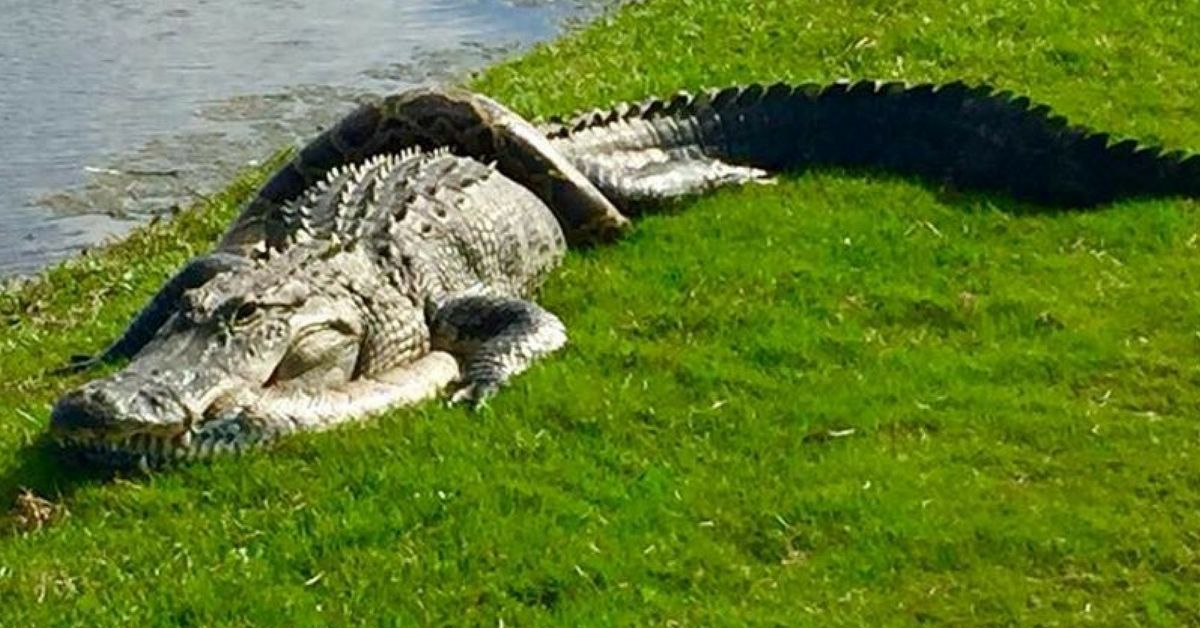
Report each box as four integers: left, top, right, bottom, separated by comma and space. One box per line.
232, 302, 260, 325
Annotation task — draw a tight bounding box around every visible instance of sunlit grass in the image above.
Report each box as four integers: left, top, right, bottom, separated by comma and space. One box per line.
1, 0, 1199, 624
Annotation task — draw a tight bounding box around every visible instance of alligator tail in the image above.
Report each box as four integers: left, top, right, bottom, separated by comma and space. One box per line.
542, 80, 1200, 211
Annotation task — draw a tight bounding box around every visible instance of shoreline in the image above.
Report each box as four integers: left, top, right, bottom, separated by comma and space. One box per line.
0, 0, 627, 278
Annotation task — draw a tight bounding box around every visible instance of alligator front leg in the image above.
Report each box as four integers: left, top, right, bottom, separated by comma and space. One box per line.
427, 291, 568, 406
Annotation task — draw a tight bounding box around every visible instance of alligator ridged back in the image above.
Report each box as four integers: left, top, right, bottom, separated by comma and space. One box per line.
220, 87, 628, 254
543, 80, 1200, 208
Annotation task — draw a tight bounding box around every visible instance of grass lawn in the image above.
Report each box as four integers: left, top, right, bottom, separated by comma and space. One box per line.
2, 0, 1200, 624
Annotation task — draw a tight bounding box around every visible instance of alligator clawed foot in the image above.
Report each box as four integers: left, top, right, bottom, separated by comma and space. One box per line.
448, 382, 498, 410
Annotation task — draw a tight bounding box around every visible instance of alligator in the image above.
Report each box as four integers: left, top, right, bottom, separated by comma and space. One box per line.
49, 80, 1200, 468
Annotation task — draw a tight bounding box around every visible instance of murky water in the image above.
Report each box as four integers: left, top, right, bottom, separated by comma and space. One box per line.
0, 0, 614, 276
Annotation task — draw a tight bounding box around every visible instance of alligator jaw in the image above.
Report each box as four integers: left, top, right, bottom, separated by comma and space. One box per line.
51, 351, 461, 469
50, 374, 261, 469
54, 429, 204, 470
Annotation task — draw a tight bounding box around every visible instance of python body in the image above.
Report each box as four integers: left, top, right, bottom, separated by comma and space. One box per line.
49, 82, 1200, 467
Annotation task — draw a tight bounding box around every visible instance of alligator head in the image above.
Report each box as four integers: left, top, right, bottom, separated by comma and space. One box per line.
50, 242, 458, 468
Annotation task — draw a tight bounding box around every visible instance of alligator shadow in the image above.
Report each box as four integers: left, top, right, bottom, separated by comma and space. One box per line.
808, 167, 1187, 219
0, 432, 138, 535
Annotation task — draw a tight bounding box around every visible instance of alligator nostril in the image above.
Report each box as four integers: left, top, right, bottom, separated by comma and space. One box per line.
51, 389, 110, 431
142, 391, 169, 412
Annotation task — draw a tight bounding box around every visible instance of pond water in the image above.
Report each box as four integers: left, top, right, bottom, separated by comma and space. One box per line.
0, 0, 614, 276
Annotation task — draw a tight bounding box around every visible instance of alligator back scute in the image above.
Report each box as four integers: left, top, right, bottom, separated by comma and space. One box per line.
218, 103, 387, 254
223, 88, 630, 253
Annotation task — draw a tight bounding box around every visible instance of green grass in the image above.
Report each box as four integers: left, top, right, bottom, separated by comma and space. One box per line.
3, 0, 1200, 624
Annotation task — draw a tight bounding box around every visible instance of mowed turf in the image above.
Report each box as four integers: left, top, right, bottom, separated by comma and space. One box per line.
2, 0, 1199, 624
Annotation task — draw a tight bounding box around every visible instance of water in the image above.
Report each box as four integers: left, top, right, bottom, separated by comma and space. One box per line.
0, 0, 614, 276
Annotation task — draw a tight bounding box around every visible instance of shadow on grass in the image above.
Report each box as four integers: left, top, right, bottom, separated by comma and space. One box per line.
0, 432, 136, 535
808, 166, 1195, 218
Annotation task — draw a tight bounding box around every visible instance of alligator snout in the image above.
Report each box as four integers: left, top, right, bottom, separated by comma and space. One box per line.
51, 373, 194, 437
